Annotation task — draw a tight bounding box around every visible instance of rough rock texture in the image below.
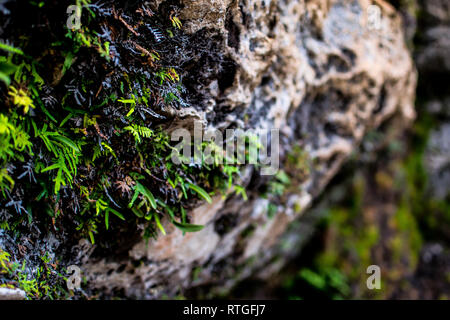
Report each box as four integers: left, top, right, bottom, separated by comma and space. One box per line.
74, 0, 417, 298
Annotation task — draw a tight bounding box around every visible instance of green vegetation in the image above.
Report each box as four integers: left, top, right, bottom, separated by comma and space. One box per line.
0, 249, 69, 299
0, 0, 252, 251
260, 145, 311, 218
0, 1, 266, 299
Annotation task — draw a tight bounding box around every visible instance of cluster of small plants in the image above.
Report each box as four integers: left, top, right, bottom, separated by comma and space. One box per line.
0, 0, 247, 248
0, 248, 70, 299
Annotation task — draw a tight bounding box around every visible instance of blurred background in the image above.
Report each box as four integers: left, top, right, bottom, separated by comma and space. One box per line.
224, 0, 450, 300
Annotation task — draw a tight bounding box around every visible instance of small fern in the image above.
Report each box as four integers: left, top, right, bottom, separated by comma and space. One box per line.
92, 142, 117, 162
34, 123, 82, 194
129, 181, 157, 213
0, 168, 14, 196
0, 114, 32, 161
170, 15, 182, 29
94, 198, 125, 231
8, 86, 35, 114
0, 114, 32, 195
118, 95, 137, 117
155, 68, 179, 85
124, 124, 153, 144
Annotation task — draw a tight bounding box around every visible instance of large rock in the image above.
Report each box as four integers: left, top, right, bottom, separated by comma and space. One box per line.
73, 0, 416, 298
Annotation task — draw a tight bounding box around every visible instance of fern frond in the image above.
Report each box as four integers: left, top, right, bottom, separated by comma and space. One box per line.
8, 86, 35, 114
36, 125, 82, 194
0, 168, 14, 195
124, 124, 153, 144
92, 142, 117, 162
129, 181, 157, 213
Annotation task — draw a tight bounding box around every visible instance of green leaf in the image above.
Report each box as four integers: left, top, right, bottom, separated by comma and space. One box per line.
0, 42, 24, 55
154, 213, 166, 235
129, 187, 140, 208
0, 72, 10, 85
88, 231, 95, 244
299, 269, 326, 290
105, 210, 109, 230
38, 102, 57, 123
108, 208, 125, 221
172, 220, 204, 233
0, 58, 18, 85
180, 206, 186, 224
31, 62, 44, 87
0, 58, 18, 74
41, 163, 61, 173
186, 183, 212, 204
53, 135, 80, 153
180, 180, 188, 199
131, 207, 144, 218
62, 52, 76, 76
129, 182, 157, 210
138, 183, 157, 209
118, 98, 136, 104
276, 171, 291, 185
53, 167, 65, 194
126, 106, 135, 117
156, 199, 175, 219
